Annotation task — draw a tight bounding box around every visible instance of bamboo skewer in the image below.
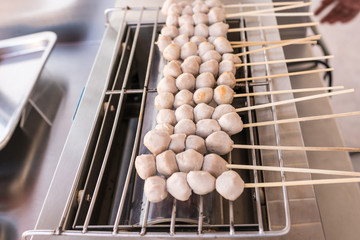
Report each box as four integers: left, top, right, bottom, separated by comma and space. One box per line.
232, 41, 317, 48
223, 1, 305, 9
244, 178, 360, 188
226, 2, 312, 18
233, 144, 360, 152
227, 164, 360, 177
236, 68, 333, 82
230, 36, 321, 46
248, 12, 313, 17
235, 55, 334, 68
235, 89, 354, 112
233, 86, 343, 98
235, 35, 321, 57
229, 22, 318, 33
243, 111, 360, 128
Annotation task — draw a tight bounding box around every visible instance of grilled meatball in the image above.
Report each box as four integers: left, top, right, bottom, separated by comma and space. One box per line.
194, 103, 214, 123
205, 0, 222, 8
209, 22, 229, 37
166, 14, 178, 27
185, 135, 207, 155
182, 5, 194, 15
187, 171, 216, 195
175, 104, 194, 122
144, 129, 171, 155
168, 3, 182, 15
135, 154, 156, 180
205, 131, 234, 155
208, 7, 225, 24
190, 36, 207, 45
198, 41, 215, 56
156, 150, 179, 177
163, 43, 181, 61
219, 59, 236, 75
196, 119, 221, 138
207, 36, 217, 44
214, 85, 234, 104
157, 76, 178, 94
176, 149, 204, 172
174, 89, 195, 108
193, 13, 209, 25
219, 112, 243, 135
193, 87, 213, 104
217, 72, 236, 88
201, 50, 222, 62
213, 37, 233, 54
144, 176, 168, 202
196, 72, 216, 89
193, 2, 209, 14
199, 59, 218, 76
181, 42, 198, 60
156, 109, 176, 125
163, 60, 182, 78
181, 56, 200, 76
167, 172, 192, 201
161, 0, 176, 15
222, 53, 242, 64
169, 133, 186, 153
179, 23, 194, 36
176, 73, 196, 91
155, 123, 174, 135
161, 25, 179, 39
202, 153, 228, 178
157, 34, 172, 52
179, 14, 194, 26
194, 24, 209, 38
178, 1, 190, 8
212, 104, 236, 120
173, 34, 189, 47
174, 119, 196, 135
216, 171, 245, 201
155, 92, 174, 110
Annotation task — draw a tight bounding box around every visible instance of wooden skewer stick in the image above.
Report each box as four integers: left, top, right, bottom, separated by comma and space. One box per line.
233, 144, 360, 152
244, 178, 360, 188
232, 41, 317, 48
233, 86, 343, 98
230, 36, 321, 45
235, 55, 334, 68
236, 68, 333, 82
223, 1, 305, 9
236, 35, 321, 57
236, 89, 354, 112
243, 111, 360, 128
227, 164, 360, 177
229, 22, 319, 33
249, 12, 313, 17
226, 2, 312, 18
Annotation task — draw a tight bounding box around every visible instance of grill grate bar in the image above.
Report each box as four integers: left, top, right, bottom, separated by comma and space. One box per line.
228, 153, 235, 235
170, 199, 177, 235
197, 196, 204, 234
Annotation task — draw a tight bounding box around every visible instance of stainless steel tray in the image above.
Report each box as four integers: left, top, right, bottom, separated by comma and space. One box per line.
0, 31, 57, 150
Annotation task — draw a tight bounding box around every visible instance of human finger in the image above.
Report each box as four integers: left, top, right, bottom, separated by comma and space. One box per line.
341, 9, 359, 22
315, 0, 336, 15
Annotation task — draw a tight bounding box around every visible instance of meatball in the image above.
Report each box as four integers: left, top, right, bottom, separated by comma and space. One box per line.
156, 150, 179, 177
208, 7, 225, 24
209, 22, 229, 37
201, 50, 222, 62
161, 0, 176, 15
182, 5, 194, 15
219, 59, 236, 75
168, 3, 182, 15
198, 41, 215, 56
199, 59, 219, 76
193, 2, 209, 13
173, 34, 189, 47
174, 119, 196, 135
181, 42, 198, 60
214, 37, 234, 54
196, 119, 221, 138
169, 133, 186, 153
222, 53, 242, 64
193, 87, 213, 104
217, 72, 236, 88
155, 123, 174, 135
178, 14, 194, 26
187, 171, 216, 195
202, 153, 228, 178
185, 135, 207, 155
212, 104, 236, 120
163, 43, 181, 61
214, 85, 234, 104
194, 103, 214, 123
176, 149, 204, 172
144, 129, 171, 155
194, 24, 209, 38
219, 112, 243, 135
190, 36, 207, 45
196, 72, 216, 89
175, 104, 194, 122
181, 56, 200, 76
166, 14, 178, 27
216, 171, 245, 201
205, 131, 234, 155
167, 172, 192, 201
193, 13, 208, 25
135, 154, 156, 180
154, 92, 174, 110
156, 109, 176, 125
163, 60, 182, 78
176, 73, 196, 91
205, 0, 222, 8
179, 23, 194, 36
144, 176, 168, 203
174, 89, 195, 108
157, 76, 178, 94
161, 25, 179, 39
157, 34, 172, 52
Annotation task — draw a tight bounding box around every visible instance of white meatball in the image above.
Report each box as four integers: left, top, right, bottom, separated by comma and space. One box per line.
193, 3, 209, 13
173, 34, 189, 47
192, 0, 204, 6
157, 76, 178, 94
205, 0, 222, 8
176, 149, 204, 172
157, 34, 172, 53
155, 92, 174, 110
168, 3, 182, 15
193, 13, 208, 25
163, 43, 181, 61
161, 25, 179, 39
201, 50, 222, 62
212, 104, 236, 120
190, 36, 207, 45
161, 0, 176, 15
175, 104, 194, 122
214, 85, 234, 104
219, 112, 243, 135
174, 119, 196, 135
169, 133, 186, 153
181, 57, 200, 76
155, 123, 174, 135
182, 5, 194, 15
209, 22, 229, 38
199, 59, 219, 76
207, 36, 217, 44
176, 73, 196, 91
144, 176, 168, 203
222, 53, 242, 64
179, 23, 194, 36
202, 153, 228, 177
174, 89, 195, 108
167, 172, 192, 201
187, 171, 215, 195
178, 14, 194, 26
219, 60, 236, 75
163, 60, 182, 78
166, 14, 178, 26
156, 150, 179, 177
144, 129, 171, 155
178, 1, 190, 8
205, 131, 234, 155
181, 42, 198, 60
194, 103, 214, 123
216, 171, 244, 201
194, 24, 209, 38
156, 109, 176, 125
185, 135, 207, 154
217, 72, 236, 88
187, 55, 202, 64
198, 41, 215, 56
208, 7, 225, 24
196, 119, 221, 138
214, 37, 234, 54
193, 88, 213, 104
196, 72, 216, 89
135, 154, 156, 180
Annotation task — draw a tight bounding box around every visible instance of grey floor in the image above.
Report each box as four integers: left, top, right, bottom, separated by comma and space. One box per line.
310, 0, 360, 171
